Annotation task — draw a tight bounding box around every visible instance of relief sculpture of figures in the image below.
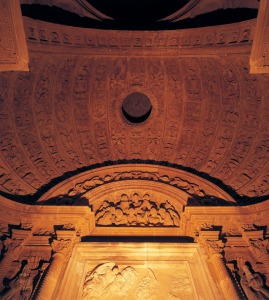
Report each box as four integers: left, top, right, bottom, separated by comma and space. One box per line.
95, 193, 180, 227
238, 263, 269, 300
135, 269, 159, 300
82, 262, 137, 299
1, 258, 42, 300
168, 273, 194, 299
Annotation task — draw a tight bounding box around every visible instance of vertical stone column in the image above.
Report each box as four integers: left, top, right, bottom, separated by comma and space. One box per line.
35, 239, 72, 300
199, 237, 240, 300
208, 252, 240, 300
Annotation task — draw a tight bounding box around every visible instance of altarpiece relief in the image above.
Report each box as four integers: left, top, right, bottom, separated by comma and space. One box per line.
56, 243, 219, 300
82, 262, 195, 300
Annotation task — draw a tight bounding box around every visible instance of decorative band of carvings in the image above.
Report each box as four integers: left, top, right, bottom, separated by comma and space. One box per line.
95, 192, 181, 227
38, 163, 236, 206
24, 17, 255, 54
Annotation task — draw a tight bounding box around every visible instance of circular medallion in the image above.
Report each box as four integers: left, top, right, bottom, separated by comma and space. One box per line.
122, 92, 152, 123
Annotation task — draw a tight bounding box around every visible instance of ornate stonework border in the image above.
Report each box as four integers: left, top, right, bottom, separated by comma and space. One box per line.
24, 17, 255, 56
37, 164, 236, 206
250, 0, 269, 73
0, 194, 268, 299
0, 0, 29, 71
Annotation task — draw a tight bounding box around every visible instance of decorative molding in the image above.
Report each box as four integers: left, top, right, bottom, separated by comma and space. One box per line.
0, 0, 29, 71
0, 195, 267, 298
24, 17, 255, 55
250, 0, 269, 73
38, 164, 236, 206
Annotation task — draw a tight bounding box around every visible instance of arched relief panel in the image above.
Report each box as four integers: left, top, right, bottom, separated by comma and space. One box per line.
38, 164, 236, 204
37, 164, 236, 235
79, 180, 185, 236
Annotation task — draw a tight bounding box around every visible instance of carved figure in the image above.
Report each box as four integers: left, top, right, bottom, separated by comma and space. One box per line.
82, 262, 137, 299
2, 261, 40, 300
95, 193, 180, 227
135, 269, 158, 300
239, 264, 269, 300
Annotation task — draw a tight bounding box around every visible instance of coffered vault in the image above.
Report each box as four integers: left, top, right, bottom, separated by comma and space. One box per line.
1, 19, 269, 202
0, 1, 269, 300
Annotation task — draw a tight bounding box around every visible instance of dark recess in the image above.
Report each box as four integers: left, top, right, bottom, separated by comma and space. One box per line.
21, 4, 258, 30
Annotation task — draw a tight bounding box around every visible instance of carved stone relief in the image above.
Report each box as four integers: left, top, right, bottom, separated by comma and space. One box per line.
0, 49, 268, 201
56, 242, 220, 300
1, 255, 46, 300
24, 17, 255, 53
0, 7, 267, 205
235, 262, 269, 300
95, 192, 180, 227
81, 262, 198, 300
39, 165, 236, 207
83, 263, 137, 299
0, 0, 29, 71
0, 193, 268, 299
250, 0, 269, 73
168, 272, 194, 299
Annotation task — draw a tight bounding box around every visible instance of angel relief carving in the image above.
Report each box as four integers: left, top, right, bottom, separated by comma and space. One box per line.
95, 193, 180, 227
82, 262, 137, 299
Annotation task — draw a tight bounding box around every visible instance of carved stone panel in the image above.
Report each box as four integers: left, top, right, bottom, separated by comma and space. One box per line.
56, 243, 223, 300
0, 0, 29, 71
95, 191, 181, 227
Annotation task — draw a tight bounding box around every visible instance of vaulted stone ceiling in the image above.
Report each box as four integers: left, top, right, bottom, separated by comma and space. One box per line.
0, 1, 268, 204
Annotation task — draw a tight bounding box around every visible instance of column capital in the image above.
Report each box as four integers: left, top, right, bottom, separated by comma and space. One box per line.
198, 230, 225, 258
3, 237, 24, 255
51, 238, 73, 258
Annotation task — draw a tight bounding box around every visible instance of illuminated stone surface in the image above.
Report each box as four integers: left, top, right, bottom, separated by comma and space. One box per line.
0, 2, 268, 300
0, 0, 29, 71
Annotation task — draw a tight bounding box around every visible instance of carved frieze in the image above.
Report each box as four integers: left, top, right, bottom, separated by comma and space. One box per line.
24, 17, 255, 55
95, 192, 180, 227
38, 165, 236, 206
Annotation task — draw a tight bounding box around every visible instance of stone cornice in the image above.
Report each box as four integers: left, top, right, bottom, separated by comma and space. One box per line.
24, 17, 255, 56
0, 194, 268, 239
